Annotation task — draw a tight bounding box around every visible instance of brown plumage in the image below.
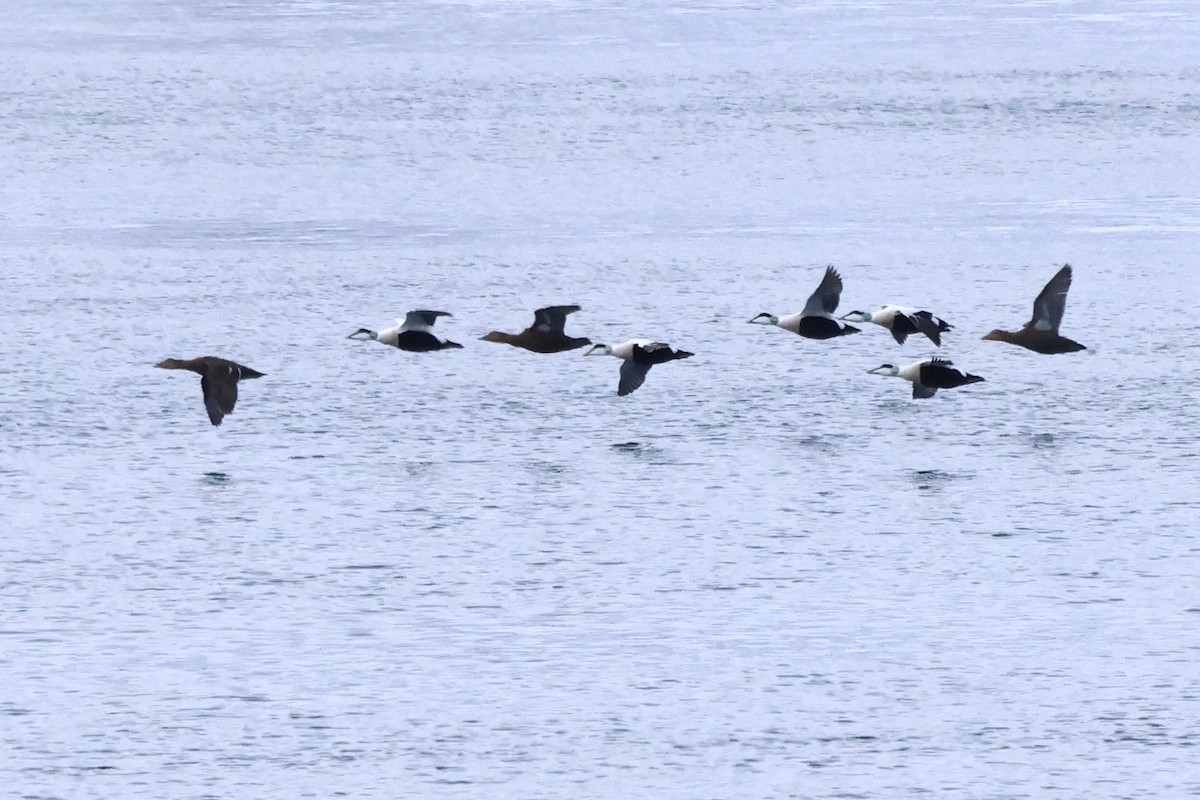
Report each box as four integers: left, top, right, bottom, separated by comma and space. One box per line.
156, 357, 265, 426
983, 264, 1086, 354
480, 305, 591, 353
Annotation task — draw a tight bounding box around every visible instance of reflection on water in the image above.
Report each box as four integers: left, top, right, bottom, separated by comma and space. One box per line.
906, 468, 973, 491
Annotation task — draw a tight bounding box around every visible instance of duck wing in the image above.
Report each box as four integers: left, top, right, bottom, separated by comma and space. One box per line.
200, 366, 240, 426
532, 305, 581, 334
802, 266, 844, 317
890, 311, 919, 344
910, 311, 945, 346
1028, 265, 1072, 332
400, 309, 452, 332
911, 382, 939, 399
617, 360, 652, 396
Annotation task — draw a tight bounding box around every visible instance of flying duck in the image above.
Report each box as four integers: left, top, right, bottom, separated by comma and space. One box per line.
347, 310, 463, 352
156, 356, 265, 426
748, 266, 860, 339
841, 305, 953, 346
583, 339, 693, 396
480, 305, 591, 353
982, 265, 1086, 354
867, 358, 984, 399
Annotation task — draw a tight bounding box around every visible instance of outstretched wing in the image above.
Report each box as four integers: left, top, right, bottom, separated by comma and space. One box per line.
400, 309, 452, 332
911, 382, 939, 399
890, 312, 918, 345
617, 360, 653, 396
200, 369, 239, 426
532, 305, 581, 333
1028, 265, 1072, 332
910, 311, 944, 346
802, 266, 844, 317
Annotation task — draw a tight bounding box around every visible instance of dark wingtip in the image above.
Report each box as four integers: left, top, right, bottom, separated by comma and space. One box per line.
443, 340, 464, 349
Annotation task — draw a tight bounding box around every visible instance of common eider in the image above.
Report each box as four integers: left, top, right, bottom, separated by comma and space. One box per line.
583, 339, 693, 396
749, 266, 860, 339
842, 305, 953, 346
982, 265, 1086, 354
155, 356, 265, 426
481, 305, 591, 353
347, 310, 463, 352
867, 358, 984, 399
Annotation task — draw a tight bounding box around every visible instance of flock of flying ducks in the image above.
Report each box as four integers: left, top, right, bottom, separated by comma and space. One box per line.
156, 264, 1087, 426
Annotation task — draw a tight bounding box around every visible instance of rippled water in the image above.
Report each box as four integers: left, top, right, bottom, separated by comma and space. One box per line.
4, 1, 1200, 797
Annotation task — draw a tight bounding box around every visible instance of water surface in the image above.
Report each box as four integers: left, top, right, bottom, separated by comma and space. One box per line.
3, 1, 1199, 798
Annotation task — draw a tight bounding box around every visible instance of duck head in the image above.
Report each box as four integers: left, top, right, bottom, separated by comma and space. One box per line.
747, 313, 778, 325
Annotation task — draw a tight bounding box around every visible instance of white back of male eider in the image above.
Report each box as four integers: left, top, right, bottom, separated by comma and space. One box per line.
842, 304, 953, 346
584, 339, 694, 396
748, 266, 860, 340
867, 358, 984, 399
347, 309, 463, 352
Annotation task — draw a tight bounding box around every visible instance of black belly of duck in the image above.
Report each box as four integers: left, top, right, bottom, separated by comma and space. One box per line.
396, 330, 463, 352
799, 316, 859, 340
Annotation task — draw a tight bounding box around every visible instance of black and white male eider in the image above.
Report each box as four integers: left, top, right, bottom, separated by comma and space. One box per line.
841, 305, 953, 346
583, 339, 693, 396
347, 310, 463, 352
748, 266, 860, 339
156, 356, 265, 426
867, 358, 984, 399
982, 264, 1086, 354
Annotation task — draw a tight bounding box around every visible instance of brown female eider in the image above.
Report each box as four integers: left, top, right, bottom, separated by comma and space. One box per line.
982, 265, 1086, 354
481, 305, 591, 353
156, 357, 265, 426
748, 266, 860, 339
347, 310, 463, 352
583, 339, 693, 397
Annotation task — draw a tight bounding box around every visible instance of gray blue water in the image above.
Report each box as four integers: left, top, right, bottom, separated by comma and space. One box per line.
3, 1, 1200, 797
